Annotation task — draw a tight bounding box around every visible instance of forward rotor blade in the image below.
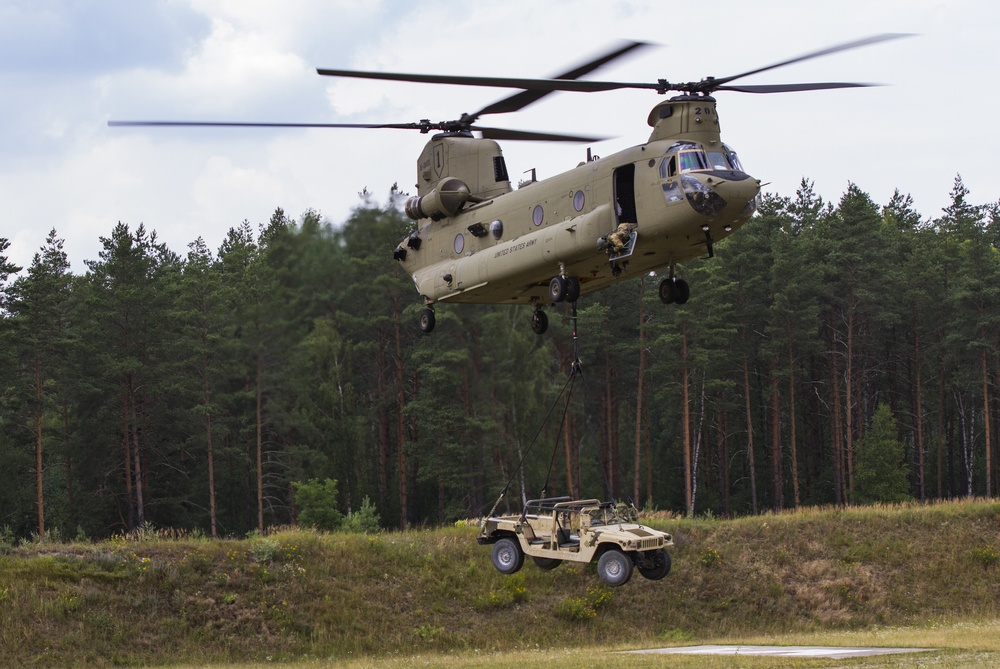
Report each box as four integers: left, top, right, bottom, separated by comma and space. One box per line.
318, 40, 652, 121
315, 71, 644, 91
710, 33, 913, 89
716, 81, 879, 94
474, 126, 608, 142
474, 40, 650, 117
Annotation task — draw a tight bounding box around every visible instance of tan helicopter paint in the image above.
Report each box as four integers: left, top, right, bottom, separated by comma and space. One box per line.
398, 98, 761, 307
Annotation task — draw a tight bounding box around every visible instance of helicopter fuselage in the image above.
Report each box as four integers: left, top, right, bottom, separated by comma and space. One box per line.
395, 98, 761, 307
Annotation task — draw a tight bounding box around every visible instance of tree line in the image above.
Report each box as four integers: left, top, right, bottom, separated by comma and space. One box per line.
1, 176, 997, 540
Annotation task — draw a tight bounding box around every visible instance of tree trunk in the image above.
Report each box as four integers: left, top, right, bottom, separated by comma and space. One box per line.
34, 354, 45, 540
376, 330, 389, 510
393, 296, 408, 530
845, 297, 856, 500
742, 357, 758, 514
604, 353, 615, 499
130, 386, 145, 527
121, 392, 134, 531
938, 362, 946, 499
913, 322, 925, 501
255, 352, 264, 532
634, 278, 647, 503
203, 359, 218, 539
983, 346, 992, 498
682, 326, 692, 516
786, 320, 800, 507
770, 362, 783, 511
828, 337, 844, 507
716, 402, 730, 517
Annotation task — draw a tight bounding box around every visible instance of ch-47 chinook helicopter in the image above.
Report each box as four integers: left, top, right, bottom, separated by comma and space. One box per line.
110, 34, 908, 335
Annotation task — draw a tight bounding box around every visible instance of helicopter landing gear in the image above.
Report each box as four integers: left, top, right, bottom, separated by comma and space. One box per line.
531, 308, 549, 335
658, 277, 690, 305
548, 275, 580, 303
418, 307, 436, 333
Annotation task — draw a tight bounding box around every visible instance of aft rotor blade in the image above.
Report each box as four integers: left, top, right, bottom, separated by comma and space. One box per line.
108, 120, 424, 130
716, 81, 879, 94
709, 33, 912, 89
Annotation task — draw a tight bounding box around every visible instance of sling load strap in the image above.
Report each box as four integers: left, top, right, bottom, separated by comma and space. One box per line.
481, 367, 577, 522
540, 369, 578, 498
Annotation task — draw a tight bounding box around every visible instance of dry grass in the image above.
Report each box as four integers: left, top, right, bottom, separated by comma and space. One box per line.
1, 499, 998, 667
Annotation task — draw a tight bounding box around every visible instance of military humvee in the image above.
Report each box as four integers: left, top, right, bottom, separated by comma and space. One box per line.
477, 496, 673, 586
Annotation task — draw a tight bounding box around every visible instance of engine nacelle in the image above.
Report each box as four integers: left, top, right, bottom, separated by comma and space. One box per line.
405, 177, 474, 221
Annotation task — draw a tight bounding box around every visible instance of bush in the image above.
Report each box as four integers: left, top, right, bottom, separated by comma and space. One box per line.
292, 478, 344, 531
554, 585, 614, 621
344, 496, 381, 534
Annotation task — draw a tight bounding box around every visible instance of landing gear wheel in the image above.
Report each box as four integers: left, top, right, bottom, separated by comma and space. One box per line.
418, 308, 436, 333
658, 278, 676, 304
531, 309, 549, 335
491, 537, 524, 575
658, 278, 691, 306
597, 548, 634, 587
674, 279, 690, 305
548, 275, 568, 303
532, 556, 562, 571
636, 548, 672, 581
565, 277, 581, 303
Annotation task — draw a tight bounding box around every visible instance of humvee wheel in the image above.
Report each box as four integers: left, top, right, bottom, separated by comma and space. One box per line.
491, 538, 524, 575
597, 548, 634, 586
636, 548, 671, 581
532, 556, 562, 571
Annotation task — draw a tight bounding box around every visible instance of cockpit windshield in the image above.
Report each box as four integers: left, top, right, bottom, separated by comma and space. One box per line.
679, 150, 709, 172
660, 142, 745, 178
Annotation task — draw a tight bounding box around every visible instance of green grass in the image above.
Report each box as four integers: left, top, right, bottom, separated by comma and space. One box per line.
1, 499, 999, 667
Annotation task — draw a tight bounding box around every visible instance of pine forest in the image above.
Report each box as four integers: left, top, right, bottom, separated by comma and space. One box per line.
1, 175, 998, 541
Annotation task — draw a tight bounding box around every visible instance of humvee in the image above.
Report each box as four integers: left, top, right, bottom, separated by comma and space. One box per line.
477, 496, 673, 586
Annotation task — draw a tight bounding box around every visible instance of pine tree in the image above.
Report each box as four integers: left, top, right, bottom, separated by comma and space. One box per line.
854, 403, 911, 504
7, 230, 73, 539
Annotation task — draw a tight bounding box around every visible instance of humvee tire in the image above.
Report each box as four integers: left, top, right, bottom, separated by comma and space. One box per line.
532, 556, 562, 571
636, 548, 671, 581
491, 537, 524, 574
597, 548, 633, 586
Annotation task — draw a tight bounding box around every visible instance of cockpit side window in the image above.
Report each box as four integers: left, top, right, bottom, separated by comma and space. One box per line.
724, 144, 744, 171
659, 155, 677, 179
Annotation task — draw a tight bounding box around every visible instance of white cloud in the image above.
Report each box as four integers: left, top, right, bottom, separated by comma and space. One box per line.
2, 0, 998, 273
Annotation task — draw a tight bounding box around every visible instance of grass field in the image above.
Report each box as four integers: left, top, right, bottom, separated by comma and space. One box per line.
171, 619, 1000, 668
1, 499, 998, 667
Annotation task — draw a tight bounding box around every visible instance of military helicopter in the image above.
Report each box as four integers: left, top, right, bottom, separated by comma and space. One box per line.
110, 34, 907, 335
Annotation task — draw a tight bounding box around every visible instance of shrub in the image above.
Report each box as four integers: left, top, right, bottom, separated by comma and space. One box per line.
344, 496, 381, 534
554, 585, 614, 621
292, 478, 344, 531
700, 546, 722, 567
971, 545, 999, 568
474, 573, 528, 610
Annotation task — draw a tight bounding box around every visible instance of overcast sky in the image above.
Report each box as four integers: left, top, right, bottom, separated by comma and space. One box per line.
2, 0, 996, 273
